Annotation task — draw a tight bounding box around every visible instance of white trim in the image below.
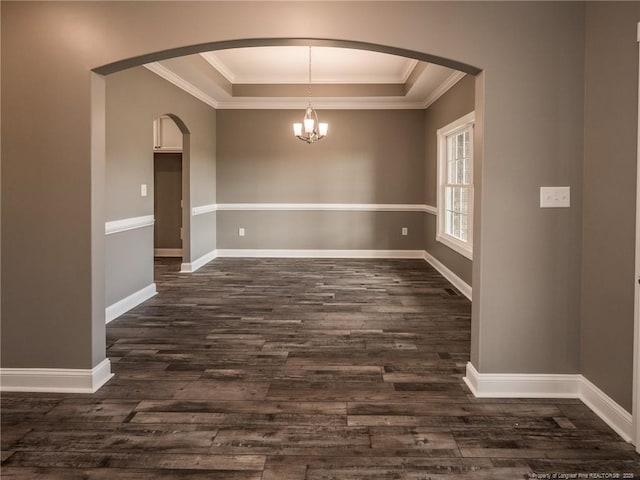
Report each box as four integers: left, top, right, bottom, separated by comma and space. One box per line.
0, 358, 113, 394
200, 52, 236, 83
105, 215, 154, 235
435, 232, 473, 260
181, 250, 217, 273
400, 59, 420, 84
105, 283, 157, 324
192, 203, 218, 216
581, 376, 634, 442
143, 63, 219, 109
423, 204, 438, 215
464, 362, 633, 443
436, 111, 475, 260
463, 362, 580, 398
145, 60, 464, 111
423, 71, 467, 109
214, 99, 430, 110
423, 251, 472, 300
216, 203, 431, 213
634, 21, 640, 451
216, 249, 425, 259
154, 248, 182, 257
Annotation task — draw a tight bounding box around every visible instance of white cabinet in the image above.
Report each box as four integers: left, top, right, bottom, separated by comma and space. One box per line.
153, 116, 183, 151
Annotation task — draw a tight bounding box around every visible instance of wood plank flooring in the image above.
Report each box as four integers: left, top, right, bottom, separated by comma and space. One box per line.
2, 257, 639, 478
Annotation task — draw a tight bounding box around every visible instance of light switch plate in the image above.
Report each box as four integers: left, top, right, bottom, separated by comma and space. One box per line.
401, 227, 408, 236
141, 184, 147, 197
239, 228, 245, 237
540, 186, 570, 208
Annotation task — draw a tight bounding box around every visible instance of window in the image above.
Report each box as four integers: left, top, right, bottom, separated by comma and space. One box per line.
436, 112, 474, 260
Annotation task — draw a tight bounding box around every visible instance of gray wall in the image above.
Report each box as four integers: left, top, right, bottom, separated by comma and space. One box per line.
217, 211, 425, 250
0, 2, 588, 383
105, 66, 216, 308
581, 2, 640, 412
217, 109, 425, 204
216, 109, 425, 250
424, 75, 475, 285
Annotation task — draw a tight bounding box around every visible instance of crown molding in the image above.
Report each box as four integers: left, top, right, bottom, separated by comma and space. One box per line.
146, 61, 466, 110
144, 63, 219, 109
200, 52, 236, 83
400, 59, 420, 84
423, 70, 467, 109
214, 100, 427, 110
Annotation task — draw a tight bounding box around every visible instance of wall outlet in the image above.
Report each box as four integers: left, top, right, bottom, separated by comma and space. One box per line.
239, 227, 245, 237
401, 227, 408, 236
140, 184, 147, 197
540, 186, 570, 208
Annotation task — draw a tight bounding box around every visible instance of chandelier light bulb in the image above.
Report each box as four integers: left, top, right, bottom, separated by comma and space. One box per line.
304, 117, 315, 134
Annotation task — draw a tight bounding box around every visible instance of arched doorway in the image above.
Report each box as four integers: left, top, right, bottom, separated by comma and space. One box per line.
94, 36, 484, 388
152, 113, 190, 268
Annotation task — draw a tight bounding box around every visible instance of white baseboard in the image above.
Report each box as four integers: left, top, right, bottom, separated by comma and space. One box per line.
105, 283, 157, 324
216, 203, 434, 213
423, 251, 472, 300
154, 248, 182, 257
215, 249, 426, 259
464, 362, 633, 443
463, 361, 580, 398
181, 250, 217, 273
580, 375, 634, 442
0, 358, 113, 393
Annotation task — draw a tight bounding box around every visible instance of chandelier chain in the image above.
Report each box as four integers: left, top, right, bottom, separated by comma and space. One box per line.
308, 46, 312, 103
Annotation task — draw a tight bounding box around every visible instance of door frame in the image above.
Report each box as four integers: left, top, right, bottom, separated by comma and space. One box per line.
633, 21, 640, 453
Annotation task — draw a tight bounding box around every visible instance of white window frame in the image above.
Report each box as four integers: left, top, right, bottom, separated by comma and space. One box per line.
436, 111, 475, 260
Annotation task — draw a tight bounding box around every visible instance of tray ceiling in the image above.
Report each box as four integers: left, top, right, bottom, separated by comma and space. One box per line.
145, 46, 466, 109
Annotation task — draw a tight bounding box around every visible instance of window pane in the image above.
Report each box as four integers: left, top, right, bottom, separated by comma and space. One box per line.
463, 131, 470, 158
461, 187, 468, 214
445, 210, 453, 236
460, 214, 468, 241
453, 212, 460, 238
450, 135, 456, 160
452, 187, 459, 213
462, 157, 469, 185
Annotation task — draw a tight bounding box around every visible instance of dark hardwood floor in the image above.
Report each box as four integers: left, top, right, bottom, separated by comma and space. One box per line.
2, 257, 639, 478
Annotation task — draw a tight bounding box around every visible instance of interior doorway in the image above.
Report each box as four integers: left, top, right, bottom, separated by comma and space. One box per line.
153, 115, 183, 259
633, 21, 640, 453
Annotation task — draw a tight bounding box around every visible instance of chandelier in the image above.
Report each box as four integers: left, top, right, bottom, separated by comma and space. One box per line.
293, 47, 328, 144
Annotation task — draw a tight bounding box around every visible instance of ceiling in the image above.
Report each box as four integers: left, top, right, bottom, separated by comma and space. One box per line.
144, 46, 466, 110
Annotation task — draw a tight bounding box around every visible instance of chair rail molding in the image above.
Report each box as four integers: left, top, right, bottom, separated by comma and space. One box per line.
105, 215, 154, 235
